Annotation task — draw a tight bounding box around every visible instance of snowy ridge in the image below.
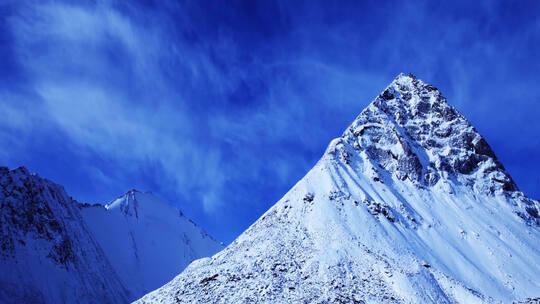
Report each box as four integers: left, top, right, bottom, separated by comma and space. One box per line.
0, 166, 223, 303
80, 189, 223, 301
136, 74, 540, 303
0, 166, 129, 303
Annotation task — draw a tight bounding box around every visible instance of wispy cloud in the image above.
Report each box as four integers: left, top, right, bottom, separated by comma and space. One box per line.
6, 2, 231, 212
1, 0, 539, 241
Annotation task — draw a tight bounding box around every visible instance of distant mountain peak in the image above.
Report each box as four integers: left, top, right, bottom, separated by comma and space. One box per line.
106, 189, 141, 218
80, 187, 223, 301
106, 189, 163, 219
105, 189, 191, 222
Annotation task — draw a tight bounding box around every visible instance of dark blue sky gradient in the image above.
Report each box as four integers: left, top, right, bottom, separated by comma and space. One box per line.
1, 0, 539, 243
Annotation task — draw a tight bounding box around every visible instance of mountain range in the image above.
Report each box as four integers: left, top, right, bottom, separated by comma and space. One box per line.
1, 74, 539, 304
0, 167, 222, 303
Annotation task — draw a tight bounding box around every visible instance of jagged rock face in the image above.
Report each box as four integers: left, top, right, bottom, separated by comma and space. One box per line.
137, 74, 540, 304
342, 74, 515, 192
0, 167, 129, 304
0, 167, 73, 263
332, 73, 538, 224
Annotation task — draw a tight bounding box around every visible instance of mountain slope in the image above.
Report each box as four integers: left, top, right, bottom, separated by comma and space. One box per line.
0, 167, 129, 304
79, 190, 223, 300
0, 167, 223, 303
136, 74, 540, 303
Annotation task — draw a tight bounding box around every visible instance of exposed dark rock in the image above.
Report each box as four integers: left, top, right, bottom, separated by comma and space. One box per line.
380, 89, 394, 101
473, 137, 496, 158
525, 206, 539, 219
303, 193, 314, 203
453, 154, 482, 175
200, 274, 219, 285
424, 85, 437, 92
416, 101, 431, 115
396, 154, 422, 182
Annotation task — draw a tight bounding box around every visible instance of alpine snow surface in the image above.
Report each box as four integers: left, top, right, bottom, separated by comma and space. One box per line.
136, 73, 540, 304
80, 189, 223, 300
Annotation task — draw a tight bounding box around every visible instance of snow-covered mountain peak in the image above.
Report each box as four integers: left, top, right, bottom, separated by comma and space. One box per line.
137, 75, 540, 304
338, 73, 503, 184
327, 73, 538, 224
106, 189, 142, 218
105, 189, 183, 220
81, 189, 223, 300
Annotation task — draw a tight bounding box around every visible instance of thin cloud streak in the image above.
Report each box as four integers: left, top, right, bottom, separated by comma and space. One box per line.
1, 0, 539, 242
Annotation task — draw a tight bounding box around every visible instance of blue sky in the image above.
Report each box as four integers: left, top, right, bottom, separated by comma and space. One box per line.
1, 0, 539, 243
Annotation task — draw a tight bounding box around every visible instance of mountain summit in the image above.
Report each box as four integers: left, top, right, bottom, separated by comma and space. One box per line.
137, 74, 540, 303
335, 73, 537, 222
80, 189, 223, 300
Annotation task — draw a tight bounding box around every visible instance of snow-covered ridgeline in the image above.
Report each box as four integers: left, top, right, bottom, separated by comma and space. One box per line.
136, 74, 540, 304
0, 167, 223, 303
